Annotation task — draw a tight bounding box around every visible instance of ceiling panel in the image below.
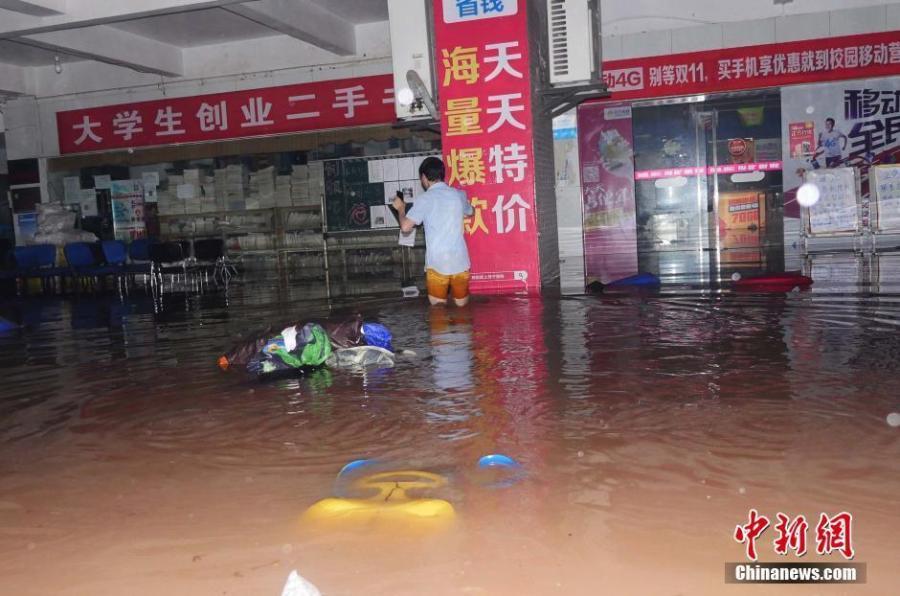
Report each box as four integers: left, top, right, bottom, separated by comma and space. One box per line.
0, 39, 78, 66
307, 0, 389, 24
111, 7, 279, 48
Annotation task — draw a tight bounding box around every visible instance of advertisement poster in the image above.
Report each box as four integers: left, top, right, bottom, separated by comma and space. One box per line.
781, 77, 900, 223
577, 101, 638, 284
719, 191, 766, 231
789, 121, 816, 159
718, 191, 766, 266
727, 138, 756, 164
433, 0, 539, 292
110, 179, 146, 241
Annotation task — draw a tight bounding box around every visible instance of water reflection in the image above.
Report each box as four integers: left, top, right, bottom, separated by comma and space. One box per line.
1, 287, 899, 594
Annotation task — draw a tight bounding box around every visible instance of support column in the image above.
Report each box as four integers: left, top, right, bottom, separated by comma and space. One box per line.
432, 0, 558, 293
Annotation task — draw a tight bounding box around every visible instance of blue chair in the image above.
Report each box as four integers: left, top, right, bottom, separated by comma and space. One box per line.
11, 244, 67, 293
101, 240, 128, 266
65, 242, 115, 292
126, 238, 153, 283
102, 240, 131, 295
64, 242, 97, 271
129, 238, 152, 262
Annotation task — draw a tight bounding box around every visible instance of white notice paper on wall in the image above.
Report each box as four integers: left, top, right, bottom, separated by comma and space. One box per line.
398, 157, 416, 180
384, 181, 400, 204
398, 180, 417, 203
176, 183, 196, 200
370, 205, 399, 229
141, 171, 160, 189
806, 168, 858, 235
399, 228, 416, 247
367, 160, 384, 183
79, 189, 98, 216
94, 175, 112, 190
873, 165, 900, 232
64, 176, 82, 204
382, 158, 399, 182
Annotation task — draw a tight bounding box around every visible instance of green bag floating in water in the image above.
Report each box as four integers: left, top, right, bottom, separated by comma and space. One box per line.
247, 322, 332, 376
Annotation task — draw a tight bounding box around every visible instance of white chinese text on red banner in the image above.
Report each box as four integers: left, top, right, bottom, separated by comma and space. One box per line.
56, 75, 396, 154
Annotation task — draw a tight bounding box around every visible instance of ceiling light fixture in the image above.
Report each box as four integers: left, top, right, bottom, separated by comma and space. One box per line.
53, 55, 62, 74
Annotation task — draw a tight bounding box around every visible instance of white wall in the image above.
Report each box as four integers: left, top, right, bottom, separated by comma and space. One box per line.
602, 3, 900, 60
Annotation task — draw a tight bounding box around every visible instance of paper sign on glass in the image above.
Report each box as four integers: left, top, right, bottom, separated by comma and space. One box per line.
141, 171, 160, 188
79, 189, 98, 216
398, 157, 416, 180
382, 158, 400, 182
64, 176, 82, 204
368, 160, 384, 183
384, 181, 400, 204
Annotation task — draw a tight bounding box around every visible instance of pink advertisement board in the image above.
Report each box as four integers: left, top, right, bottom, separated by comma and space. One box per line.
577, 102, 638, 284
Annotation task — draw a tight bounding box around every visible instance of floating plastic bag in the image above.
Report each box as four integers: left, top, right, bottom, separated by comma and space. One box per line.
326, 345, 395, 369
324, 314, 363, 349
280, 570, 321, 596
361, 322, 393, 351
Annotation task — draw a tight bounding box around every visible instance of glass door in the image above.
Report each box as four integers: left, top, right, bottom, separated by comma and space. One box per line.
632, 91, 784, 284
632, 99, 712, 284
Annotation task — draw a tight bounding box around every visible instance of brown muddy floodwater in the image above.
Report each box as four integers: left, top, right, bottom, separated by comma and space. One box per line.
1, 284, 899, 595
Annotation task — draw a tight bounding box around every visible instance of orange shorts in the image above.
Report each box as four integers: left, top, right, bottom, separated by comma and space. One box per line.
426, 268, 470, 301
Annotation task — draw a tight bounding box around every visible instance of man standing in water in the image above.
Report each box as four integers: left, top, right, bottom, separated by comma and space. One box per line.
393, 157, 473, 306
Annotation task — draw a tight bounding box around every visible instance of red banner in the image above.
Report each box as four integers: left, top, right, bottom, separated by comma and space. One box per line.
432, 0, 540, 293
56, 75, 396, 154
601, 31, 900, 102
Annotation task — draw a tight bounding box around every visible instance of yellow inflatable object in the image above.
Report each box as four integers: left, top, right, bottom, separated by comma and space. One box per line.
303, 470, 455, 526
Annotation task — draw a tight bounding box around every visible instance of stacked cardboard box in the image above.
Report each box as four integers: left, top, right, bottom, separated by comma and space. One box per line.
275, 175, 292, 207
200, 175, 218, 213
248, 166, 275, 210
290, 164, 311, 206
306, 162, 325, 208
224, 164, 246, 211
183, 169, 202, 214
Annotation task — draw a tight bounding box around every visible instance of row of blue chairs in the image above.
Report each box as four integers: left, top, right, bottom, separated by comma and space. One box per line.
1, 237, 232, 297
1, 239, 154, 294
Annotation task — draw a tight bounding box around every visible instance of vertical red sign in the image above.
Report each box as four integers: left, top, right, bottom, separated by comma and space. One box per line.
432, 0, 540, 293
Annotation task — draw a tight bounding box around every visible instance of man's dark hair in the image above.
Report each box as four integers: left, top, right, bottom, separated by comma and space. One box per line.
826, 117, 835, 126
419, 156, 445, 182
